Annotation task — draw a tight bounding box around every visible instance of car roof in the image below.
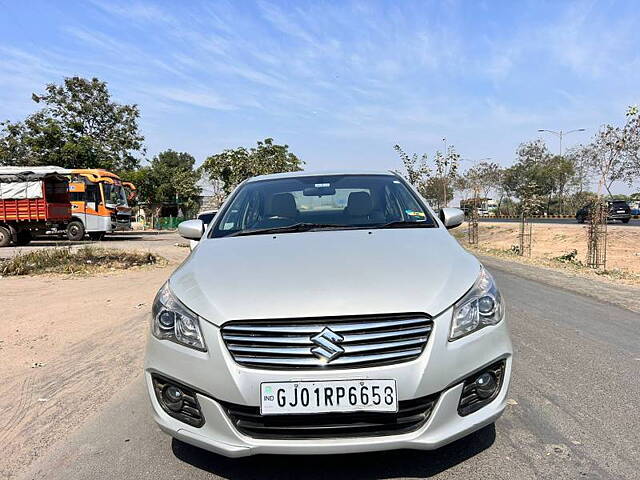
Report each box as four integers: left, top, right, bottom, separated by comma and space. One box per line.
245, 170, 399, 183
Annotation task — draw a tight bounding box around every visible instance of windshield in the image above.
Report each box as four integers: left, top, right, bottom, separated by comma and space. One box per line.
211, 174, 434, 238
103, 183, 128, 207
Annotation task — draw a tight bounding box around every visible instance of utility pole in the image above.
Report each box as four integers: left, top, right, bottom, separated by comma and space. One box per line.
537, 128, 585, 156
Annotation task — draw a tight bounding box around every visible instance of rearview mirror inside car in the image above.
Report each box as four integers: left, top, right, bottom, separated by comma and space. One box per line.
303, 186, 336, 196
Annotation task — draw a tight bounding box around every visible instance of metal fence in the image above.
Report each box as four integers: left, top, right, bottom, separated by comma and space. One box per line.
154, 217, 184, 230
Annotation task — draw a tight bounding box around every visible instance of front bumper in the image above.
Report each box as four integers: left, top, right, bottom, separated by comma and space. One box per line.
144, 308, 512, 457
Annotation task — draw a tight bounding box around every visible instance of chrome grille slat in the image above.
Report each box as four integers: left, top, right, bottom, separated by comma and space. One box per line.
227, 345, 312, 355
226, 337, 427, 357
233, 347, 423, 366
222, 317, 429, 334
222, 334, 313, 345
221, 314, 432, 369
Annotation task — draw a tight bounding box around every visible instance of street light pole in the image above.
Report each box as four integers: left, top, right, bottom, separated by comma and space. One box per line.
537, 128, 585, 156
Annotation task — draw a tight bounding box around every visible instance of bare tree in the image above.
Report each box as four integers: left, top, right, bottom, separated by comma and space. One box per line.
579, 107, 640, 269
434, 146, 460, 207
517, 182, 544, 257
580, 110, 639, 197
393, 144, 431, 199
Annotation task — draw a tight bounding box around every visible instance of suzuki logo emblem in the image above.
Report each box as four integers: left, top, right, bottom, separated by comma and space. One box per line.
311, 327, 345, 362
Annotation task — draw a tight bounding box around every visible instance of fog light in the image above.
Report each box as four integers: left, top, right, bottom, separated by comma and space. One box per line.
458, 360, 505, 416
475, 372, 498, 399
163, 385, 184, 411
151, 375, 205, 427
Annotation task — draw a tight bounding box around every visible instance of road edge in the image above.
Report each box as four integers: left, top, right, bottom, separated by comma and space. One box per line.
477, 253, 640, 314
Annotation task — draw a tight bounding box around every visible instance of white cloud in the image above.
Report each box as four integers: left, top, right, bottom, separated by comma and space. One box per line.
151, 87, 236, 111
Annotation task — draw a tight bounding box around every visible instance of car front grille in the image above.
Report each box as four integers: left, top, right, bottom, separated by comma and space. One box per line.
221, 314, 433, 369
220, 393, 439, 439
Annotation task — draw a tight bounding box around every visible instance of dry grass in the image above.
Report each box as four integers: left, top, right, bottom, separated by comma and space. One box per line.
0, 246, 165, 276
452, 224, 640, 286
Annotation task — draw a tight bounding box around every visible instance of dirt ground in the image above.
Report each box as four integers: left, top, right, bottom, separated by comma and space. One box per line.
463, 222, 640, 274
0, 232, 188, 480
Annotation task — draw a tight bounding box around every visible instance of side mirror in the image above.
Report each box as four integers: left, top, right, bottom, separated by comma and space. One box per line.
178, 219, 204, 240
439, 208, 464, 229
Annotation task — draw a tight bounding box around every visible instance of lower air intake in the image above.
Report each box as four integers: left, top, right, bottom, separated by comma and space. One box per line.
220, 393, 439, 439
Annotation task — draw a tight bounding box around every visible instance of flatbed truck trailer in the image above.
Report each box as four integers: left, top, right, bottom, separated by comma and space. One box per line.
0, 167, 71, 246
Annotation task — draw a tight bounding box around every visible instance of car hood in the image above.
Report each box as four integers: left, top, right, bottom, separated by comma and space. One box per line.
170, 228, 480, 326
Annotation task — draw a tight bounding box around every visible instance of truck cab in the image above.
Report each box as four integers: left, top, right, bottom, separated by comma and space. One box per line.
67, 169, 134, 241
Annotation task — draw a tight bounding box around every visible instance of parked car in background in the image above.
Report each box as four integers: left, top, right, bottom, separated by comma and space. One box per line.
576, 200, 632, 224
197, 210, 217, 227
147, 171, 512, 457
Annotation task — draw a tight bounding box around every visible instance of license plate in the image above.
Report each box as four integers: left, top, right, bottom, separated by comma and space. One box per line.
617, 210, 625, 213
260, 380, 398, 415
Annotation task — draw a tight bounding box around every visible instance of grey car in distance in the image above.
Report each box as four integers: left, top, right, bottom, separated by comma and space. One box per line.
146, 171, 512, 457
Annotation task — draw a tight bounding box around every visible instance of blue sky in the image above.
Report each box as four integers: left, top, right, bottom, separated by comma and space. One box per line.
1, 0, 639, 184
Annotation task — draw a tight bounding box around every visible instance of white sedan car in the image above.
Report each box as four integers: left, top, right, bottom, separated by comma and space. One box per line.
145, 171, 512, 457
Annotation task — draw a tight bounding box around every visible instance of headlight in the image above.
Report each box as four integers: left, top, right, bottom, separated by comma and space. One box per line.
152, 283, 207, 351
450, 267, 504, 340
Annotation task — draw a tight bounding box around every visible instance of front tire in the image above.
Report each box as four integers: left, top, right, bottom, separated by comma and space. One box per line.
67, 221, 85, 241
0, 226, 11, 247
89, 232, 105, 241
622, 218, 630, 224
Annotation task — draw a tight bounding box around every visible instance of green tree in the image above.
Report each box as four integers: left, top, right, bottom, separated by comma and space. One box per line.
545, 155, 575, 214
0, 76, 144, 171
501, 140, 554, 214
463, 161, 501, 200
423, 176, 454, 207
126, 150, 201, 217
202, 138, 303, 194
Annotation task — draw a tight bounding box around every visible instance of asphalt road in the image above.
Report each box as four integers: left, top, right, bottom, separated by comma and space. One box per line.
478, 217, 640, 227
20, 265, 640, 480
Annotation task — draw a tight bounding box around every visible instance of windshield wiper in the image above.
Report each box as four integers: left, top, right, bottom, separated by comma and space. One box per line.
229, 223, 350, 237
375, 220, 433, 229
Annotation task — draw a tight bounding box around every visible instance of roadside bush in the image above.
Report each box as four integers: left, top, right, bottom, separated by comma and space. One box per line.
0, 246, 162, 276
553, 249, 580, 264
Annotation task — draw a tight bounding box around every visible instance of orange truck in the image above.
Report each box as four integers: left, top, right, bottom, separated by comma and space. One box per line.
0, 167, 71, 247
66, 169, 136, 241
